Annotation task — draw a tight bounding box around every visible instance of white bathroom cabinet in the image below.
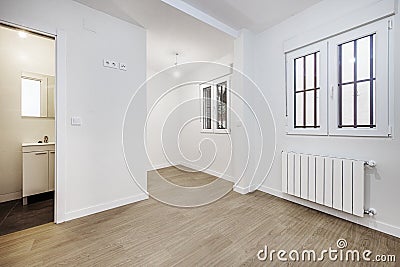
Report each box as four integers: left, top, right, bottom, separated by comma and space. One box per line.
22, 143, 55, 204
48, 150, 55, 191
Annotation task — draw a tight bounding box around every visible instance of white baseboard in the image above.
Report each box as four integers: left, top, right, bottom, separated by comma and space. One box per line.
0, 191, 21, 203
233, 185, 250, 195
64, 193, 148, 222
147, 162, 174, 171
178, 161, 236, 183
259, 185, 400, 238
249, 184, 259, 192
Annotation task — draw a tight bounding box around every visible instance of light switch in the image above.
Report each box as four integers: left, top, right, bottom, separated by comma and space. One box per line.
71, 116, 82, 126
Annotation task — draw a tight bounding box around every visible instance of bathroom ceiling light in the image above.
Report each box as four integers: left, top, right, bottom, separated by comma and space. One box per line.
18, 31, 28, 39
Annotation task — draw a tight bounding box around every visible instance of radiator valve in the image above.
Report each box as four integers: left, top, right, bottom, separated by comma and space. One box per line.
365, 160, 377, 168
364, 208, 377, 217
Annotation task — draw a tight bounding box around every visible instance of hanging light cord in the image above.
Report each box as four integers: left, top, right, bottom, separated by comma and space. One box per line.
175, 53, 179, 66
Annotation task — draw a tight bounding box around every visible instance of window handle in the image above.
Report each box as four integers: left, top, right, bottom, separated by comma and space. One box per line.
330, 85, 334, 98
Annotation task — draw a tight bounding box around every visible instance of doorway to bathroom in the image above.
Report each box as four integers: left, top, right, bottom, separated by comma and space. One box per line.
0, 23, 56, 236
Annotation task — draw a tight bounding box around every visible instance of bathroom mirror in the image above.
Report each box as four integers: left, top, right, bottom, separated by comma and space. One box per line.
21, 72, 55, 118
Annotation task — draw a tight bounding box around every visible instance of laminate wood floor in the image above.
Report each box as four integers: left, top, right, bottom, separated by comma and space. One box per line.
151, 165, 218, 187
0, 167, 398, 266
147, 165, 232, 207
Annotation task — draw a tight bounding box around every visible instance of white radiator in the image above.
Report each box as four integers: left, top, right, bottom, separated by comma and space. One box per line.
281, 151, 366, 217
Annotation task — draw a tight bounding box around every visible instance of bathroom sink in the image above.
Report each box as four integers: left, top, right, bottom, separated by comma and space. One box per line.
22, 142, 55, 147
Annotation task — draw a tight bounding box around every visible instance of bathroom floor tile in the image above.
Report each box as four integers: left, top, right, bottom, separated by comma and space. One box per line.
0, 192, 54, 236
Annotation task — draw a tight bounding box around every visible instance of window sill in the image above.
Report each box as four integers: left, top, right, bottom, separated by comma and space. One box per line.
327, 129, 391, 138
286, 128, 391, 138
201, 129, 231, 134
286, 127, 328, 136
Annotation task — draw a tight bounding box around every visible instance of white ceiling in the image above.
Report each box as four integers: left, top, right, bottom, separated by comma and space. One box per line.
180, 0, 322, 33
74, 0, 234, 75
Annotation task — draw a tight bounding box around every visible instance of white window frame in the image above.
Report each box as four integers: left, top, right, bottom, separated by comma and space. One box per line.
328, 18, 390, 137
285, 18, 391, 137
200, 82, 213, 133
286, 41, 328, 135
200, 76, 231, 134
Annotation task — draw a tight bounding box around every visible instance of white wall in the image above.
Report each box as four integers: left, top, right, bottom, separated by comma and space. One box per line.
176, 60, 236, 180
0, 0, 147, 221
251, 0, 400, 237
0, 26, 55, 202
145, 55, 237, 177
146, 71, 184, 169
145, 48, 277, 193
145, 50, 276, 192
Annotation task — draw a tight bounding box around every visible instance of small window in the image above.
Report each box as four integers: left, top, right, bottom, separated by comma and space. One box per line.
216, 81, 228, 130
21, 78, 41, 117
200, 77, 230, 133
20, 72, 55, 118
338, 34, 376, 128
294, 52, 320, 128
328, 18, 390, 136
286, 41, 328, 135
286, 18, 391, 137
202, 85, 212, 130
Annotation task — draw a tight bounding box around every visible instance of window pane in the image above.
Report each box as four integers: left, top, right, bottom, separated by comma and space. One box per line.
316, 52, 320, 88
203, 86, 211, 129
341, 84, 354, 126
373, 35, 376, 77
216, 81, 227, 129
21, 78, 41, 117
295, 57, 304, 92
372, 80, 376, 126
295, 92, 304, 127
338, 34, 376, 128
316, 90, 320, 126
305, 54, 315, 89
357, 81, 373, 126
357, 36, 372, 81
305, 90, 315, 126
341, 42, 354, 83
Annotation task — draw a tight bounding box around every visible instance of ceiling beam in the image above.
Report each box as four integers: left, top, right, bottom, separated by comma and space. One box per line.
161, 0, 239, 38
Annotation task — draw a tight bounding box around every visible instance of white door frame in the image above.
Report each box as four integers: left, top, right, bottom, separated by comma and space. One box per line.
55, 29, 67, 223
0, 20, 67, 224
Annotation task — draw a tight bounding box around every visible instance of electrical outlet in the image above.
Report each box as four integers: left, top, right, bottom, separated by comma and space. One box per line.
110, 60, 118, 69
119, 63, 127, 71
104, 59, 122, 70
103, 59, 111, 68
